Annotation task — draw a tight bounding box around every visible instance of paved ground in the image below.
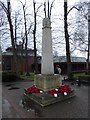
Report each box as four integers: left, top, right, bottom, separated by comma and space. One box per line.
0, 83, 2, 120
0, 73, 2, 120
2, 80, 89, 119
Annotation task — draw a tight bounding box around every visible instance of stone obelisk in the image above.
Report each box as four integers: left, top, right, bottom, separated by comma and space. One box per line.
41, 17, 54, 75
34, 1, 62, 91
34, 17, 62, 91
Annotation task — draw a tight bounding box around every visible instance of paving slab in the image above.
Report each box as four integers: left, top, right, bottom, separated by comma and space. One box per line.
2, 80, 89, 118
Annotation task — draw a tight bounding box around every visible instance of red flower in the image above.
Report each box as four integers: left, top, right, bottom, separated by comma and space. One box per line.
58, 84, 71, 94
26, 85, 40, 94
25, 84, 72, 96
48, 84, 71, 96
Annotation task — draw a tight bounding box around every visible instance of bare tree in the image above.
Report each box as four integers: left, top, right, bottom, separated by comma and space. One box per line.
23, 2, 29, 75
64, 0, 71, 76
73, 1, 89, 73
33, 0, 37, 74
87, 2, 90, 73
17, 0, 34, 75
33, 0, 42, 74
64, 0, 81, 76
0, 0, 17, 72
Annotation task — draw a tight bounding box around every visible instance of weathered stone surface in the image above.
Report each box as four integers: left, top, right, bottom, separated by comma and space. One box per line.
34, 74, 62, 91
41, 18, 54, 75
23, 90, 75, 107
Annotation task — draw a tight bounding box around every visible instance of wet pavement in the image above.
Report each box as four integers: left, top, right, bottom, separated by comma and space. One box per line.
2, 80, 89, 118
0, 83, 2, 120
2, 99, 20, 118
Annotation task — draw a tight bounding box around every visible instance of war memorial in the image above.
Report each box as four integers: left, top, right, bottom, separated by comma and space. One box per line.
23, 1, 75, 107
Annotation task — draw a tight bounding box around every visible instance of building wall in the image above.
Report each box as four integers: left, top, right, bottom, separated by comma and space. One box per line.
38, 62, 88, 74
2, 55, 89, 74
2, 55, 34, 72
2, 56, 11, 71
54, 62, 87, 74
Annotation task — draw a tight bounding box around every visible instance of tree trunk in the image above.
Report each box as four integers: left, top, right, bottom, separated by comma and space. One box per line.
33, 1, 38, 74
86, 2, 90, 74
64, 0, 72, 76
23, 5, 29, 75
7, 1, 17, 72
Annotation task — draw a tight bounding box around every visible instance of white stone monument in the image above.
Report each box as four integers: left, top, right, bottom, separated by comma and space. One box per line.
34, 17, 62, 91
24, 1, 75, 107
34, 1, 62, 91
41, 17, 54, 75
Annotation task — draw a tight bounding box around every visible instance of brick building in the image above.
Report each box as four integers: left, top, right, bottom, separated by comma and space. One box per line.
2, 45, 89, 74
38, 56, 88, 74
2, 45, 36, 72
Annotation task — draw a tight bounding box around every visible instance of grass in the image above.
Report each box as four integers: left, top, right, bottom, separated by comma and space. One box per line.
20, 72, 34, 81
73, 72, 90, 79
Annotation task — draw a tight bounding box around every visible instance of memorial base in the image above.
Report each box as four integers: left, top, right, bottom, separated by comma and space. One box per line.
23, 90, 75, 107
34, 74, 62, 91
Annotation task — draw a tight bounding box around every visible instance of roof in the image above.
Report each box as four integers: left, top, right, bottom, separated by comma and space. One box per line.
53, 56, 86, 62
6, 46, 34, 52
2, 52, 13, 56
2, 46, 35, 56
1, 51, 87, 63
2, 51, 34, 56
37, 56, 86, 63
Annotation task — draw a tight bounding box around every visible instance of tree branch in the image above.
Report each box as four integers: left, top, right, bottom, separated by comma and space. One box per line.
67, 6, 80, 15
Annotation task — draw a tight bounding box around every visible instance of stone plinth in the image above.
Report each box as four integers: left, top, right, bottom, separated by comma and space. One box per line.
34, 74, 62, 91
23, 90, 75, 107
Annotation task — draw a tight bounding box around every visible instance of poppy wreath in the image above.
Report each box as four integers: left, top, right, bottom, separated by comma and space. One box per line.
26, 85, 40, 94
58, 84, 71, 95
48, 84, 71, 96
25, 84, 72, 96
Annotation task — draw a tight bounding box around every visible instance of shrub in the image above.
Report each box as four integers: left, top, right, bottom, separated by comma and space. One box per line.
20, 72, 34, 80
78, 75, 90, 81
2, 71, 19, 82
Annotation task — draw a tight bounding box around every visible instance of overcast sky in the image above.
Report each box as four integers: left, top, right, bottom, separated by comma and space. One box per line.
1, 0, 89, 58
10, 0, 87, 7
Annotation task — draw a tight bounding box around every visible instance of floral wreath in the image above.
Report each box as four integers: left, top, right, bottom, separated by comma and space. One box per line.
25, 84, 72, 97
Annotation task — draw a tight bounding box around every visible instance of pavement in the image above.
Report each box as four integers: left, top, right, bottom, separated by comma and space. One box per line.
0, 83, 2, 120
0, 73, 2, 120
2, 79, 89, 119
